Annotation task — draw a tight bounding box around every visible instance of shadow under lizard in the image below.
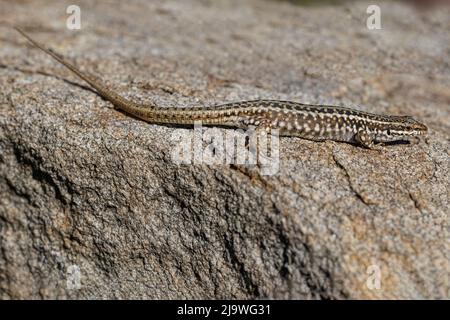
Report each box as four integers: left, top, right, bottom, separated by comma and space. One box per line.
15, 27, 428, 149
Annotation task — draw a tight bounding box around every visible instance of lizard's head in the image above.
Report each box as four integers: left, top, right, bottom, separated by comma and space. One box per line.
375, 116, 428, 142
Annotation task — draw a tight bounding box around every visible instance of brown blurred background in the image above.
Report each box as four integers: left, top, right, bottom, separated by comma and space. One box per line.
279, 0, 450, 8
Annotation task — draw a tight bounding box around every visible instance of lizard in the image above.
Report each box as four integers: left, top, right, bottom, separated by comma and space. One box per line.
14, 27, 428, 149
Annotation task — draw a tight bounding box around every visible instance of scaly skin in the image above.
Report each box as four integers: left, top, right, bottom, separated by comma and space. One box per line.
15, 27, 428, 149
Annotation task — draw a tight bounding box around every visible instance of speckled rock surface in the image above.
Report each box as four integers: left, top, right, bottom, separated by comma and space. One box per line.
0, 0, 448, 299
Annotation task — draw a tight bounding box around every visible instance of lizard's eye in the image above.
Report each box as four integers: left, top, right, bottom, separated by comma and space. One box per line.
387, 129, 391, 135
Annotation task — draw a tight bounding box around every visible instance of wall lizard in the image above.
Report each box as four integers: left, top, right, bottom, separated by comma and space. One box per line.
15, 27, 428, 149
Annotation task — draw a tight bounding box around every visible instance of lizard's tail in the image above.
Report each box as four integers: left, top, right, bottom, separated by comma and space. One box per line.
14, 27, 147, 117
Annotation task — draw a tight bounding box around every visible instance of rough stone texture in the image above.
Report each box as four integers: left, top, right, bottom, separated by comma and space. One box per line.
0, 0, 448, 299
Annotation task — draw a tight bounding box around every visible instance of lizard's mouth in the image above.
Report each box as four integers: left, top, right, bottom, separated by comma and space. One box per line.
405, 128, 427, 136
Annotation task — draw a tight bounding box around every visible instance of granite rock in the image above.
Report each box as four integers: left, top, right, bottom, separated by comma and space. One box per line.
0, 0, 448, 299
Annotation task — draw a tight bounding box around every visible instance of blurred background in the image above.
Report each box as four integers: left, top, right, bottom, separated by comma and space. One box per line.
277, 0, 450, 7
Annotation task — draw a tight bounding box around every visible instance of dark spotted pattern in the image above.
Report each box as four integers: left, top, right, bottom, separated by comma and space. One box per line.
17, 28, 428, 149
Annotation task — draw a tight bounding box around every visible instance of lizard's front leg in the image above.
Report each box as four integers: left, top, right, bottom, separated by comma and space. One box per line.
355, 130, 381, 150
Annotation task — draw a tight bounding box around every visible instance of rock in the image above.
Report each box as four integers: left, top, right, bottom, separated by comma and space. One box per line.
0, 0, 448, 299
